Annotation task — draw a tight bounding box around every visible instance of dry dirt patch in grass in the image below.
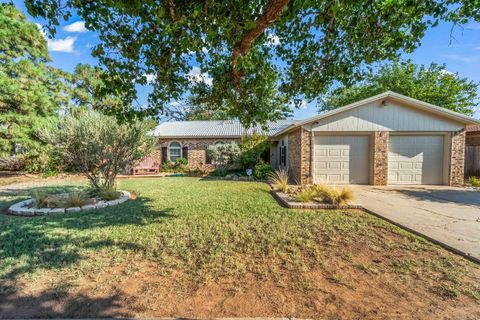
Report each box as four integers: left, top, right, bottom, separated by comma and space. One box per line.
0, 177, 479, 319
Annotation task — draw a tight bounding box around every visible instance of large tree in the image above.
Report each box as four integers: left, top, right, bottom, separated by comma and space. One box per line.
319, 60, 479, 115
26, 0, 480, 125
0, 3, 68, 157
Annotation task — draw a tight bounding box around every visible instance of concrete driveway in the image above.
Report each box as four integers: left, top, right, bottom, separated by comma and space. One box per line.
352, 185, 480, 262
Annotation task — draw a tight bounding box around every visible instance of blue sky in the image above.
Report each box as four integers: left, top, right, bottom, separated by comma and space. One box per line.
7, 0, 480, 120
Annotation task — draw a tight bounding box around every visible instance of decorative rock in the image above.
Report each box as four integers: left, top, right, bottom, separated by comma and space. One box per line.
49, 208, 65, 214
96, 201, 107, 208
34, 208, 51, 215
81, 204, 96, 211
8, 190, 130, 217
66, 207, 81, 213
19, 208, 35, 216
117, 196, 129, 204
106, 199, 121, 206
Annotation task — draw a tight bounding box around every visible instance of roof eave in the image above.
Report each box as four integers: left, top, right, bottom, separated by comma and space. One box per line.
271, 91, 480, 138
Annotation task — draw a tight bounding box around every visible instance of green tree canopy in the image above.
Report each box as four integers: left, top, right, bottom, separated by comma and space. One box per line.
0, 3, 69, 157
320, 60, 479, 115
26, 0, 480, 125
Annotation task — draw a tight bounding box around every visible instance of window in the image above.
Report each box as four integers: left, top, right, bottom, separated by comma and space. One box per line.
280, 140, 287, 166
169, 141, 181, 161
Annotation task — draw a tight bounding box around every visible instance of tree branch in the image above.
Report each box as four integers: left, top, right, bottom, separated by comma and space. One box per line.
231, 0, 290, 89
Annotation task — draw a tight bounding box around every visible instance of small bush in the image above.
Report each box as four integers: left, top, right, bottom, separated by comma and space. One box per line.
254, 162, 273, 179
469, 176, 480, 187
268, 168, 289, 192
295, 186, 316, 203
99, 187, 121, 201
32, 191, 66, 208
315, 185, 354, 206
32, 190, 49, 208
64, 192, 91, 208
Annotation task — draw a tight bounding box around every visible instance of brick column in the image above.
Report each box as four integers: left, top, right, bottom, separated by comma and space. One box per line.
287, 128, 312, 185
449, 130, 466, 186
372, 131, 389, 185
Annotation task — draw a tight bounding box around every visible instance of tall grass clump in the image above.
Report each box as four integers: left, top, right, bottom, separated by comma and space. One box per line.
268, 168, 289, 192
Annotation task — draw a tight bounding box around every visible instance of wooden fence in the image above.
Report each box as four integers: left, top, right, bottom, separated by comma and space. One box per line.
465, 145, 480, 177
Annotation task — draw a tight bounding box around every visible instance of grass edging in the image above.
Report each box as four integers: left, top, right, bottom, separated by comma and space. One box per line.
271, 188, 480, 265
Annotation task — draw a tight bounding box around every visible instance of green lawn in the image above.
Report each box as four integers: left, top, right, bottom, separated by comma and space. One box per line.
0, 177, 479, 318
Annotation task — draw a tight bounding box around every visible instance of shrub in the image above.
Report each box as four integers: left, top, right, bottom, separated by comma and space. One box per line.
315, 184, 354, 206
295, 186, 316, 203
98, 186, 121, 201
469, 176, 480, 187
238, 134, 271, 169
175, 157, 188, 166
32, 190, 49, 208
32, 191, 68, 208
207, 142, 240, 166
254, 162, 273, 179
64, 192, 91, 208
41, 110, 156, 194
268, 168, 289, 192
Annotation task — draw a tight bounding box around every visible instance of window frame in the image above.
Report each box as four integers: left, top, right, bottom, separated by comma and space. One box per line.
169, 141, 182, 162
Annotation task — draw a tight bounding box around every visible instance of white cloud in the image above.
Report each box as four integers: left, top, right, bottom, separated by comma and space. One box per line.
47, 36, 77, 53
63, 21, 87, 33
35, 23, 77, 53
187, 66, 213, 86
288, 99, 308, 109
267, 34, 281, 46
145, 74, 156, 83
439, 69, 455, 77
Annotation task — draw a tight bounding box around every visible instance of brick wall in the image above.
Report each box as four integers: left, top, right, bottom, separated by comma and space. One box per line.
372, 131, 389, 185
158, 138, 240, 170
449, 130, 466, 186
287, 128, 312, 185
466, 133, 480, 146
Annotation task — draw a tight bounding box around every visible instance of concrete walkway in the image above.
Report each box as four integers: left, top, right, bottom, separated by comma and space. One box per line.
351, 185, 480, 262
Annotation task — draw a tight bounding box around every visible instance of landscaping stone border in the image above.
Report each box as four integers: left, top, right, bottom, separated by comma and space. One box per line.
270, 189, 363, 209
7, 191, 131, 216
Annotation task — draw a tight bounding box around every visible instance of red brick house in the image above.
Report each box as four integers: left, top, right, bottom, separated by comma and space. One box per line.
153, 91, 479, 186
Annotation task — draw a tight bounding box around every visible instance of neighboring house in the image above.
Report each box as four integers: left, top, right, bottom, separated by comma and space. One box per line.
465, 125, 480, 177
152, 91, 479, 186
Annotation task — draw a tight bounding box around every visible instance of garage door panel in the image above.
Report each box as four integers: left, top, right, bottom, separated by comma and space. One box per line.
314, 135, 369, 184
388, 135, 444, 185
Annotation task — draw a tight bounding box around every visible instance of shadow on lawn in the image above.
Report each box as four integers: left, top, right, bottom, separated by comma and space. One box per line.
0, 185, 174, 313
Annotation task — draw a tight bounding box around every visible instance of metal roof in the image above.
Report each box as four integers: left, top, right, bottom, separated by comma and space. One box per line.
152, 119, 300, 137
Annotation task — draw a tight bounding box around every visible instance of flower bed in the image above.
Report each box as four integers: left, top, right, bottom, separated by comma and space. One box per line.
270, 182, 360, 209
8, 191, 131, 216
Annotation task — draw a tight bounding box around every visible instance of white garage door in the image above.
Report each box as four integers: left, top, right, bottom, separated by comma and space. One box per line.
388, 135, 444, 185
314, 135, 370, 184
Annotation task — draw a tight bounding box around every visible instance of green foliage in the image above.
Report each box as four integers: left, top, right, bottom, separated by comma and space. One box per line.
268, 168, 289, 192
98, 187, 121, 201
295, 186, 316, 203
0, 4, 69, 159
314, 184, 355, 207
469, 176, 480, 187
64, 192, 91, 208
254, 162, 272, 179
206, 142, 241, 166
321, 60, 479, 115
25, 1, 480, 125
41, 110, 156, 193
238, 134, 271, 169
175, 157, 188, 166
